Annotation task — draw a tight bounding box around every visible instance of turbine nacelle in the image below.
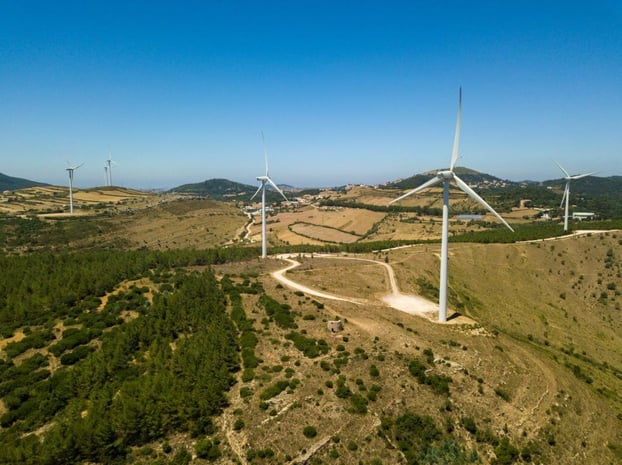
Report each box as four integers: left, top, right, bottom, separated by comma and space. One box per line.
437, 170, 455, 180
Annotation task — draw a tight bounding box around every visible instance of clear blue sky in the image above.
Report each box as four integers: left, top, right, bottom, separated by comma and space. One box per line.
1, 1, 621, 189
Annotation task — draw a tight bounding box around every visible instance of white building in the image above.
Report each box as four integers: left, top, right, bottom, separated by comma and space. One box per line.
572, 212, 596, 221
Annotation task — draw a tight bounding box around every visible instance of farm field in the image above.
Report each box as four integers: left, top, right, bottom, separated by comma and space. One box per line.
248, 205, 386, 245
0, 185, 154, 216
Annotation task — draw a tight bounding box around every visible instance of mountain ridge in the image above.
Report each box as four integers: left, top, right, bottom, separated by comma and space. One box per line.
0, 173, 47, 191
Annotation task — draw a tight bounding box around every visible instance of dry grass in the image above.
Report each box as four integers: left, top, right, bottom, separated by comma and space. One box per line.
289, 223, 360, 243
218, 233, 622, 464
248, 205, 385, 246
0, 185, 153, 216
103, 199, 247, 250
285, 257, 390, 299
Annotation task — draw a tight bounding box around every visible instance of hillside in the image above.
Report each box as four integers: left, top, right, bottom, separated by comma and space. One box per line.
170, 178, 257, 199
1, 226, 621, 464
0, 173, 47, 191
0, 186, 153, 217
383, 167, 510, 191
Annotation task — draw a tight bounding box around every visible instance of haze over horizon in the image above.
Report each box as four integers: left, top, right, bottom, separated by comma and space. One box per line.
1, 2, 621, 190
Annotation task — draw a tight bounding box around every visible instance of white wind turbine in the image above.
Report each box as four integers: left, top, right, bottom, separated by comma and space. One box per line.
66, 162, 84, 215
554, 161, 596, 232
105, 156, 116, 186
251, 133, 288, 259
389, 88, 514, 322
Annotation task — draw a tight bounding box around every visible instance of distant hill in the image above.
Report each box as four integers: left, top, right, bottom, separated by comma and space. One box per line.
0, 173, 47, 191
542, 175, 622, 218
169, 178, 257, 199
382, 167, 513, 190
169, 178, 289, 203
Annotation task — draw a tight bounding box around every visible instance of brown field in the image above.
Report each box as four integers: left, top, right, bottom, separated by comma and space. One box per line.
285, 257, 390, 299
249, 205, 386, 246
289, 223, 360, 243
103, 199, 247, 250
0, 185, 153, 216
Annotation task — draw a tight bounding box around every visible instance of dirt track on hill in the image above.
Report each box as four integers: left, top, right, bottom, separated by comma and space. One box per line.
272, 254, 440, 320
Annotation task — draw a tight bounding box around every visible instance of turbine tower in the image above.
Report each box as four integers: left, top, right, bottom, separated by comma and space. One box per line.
389, 88, 513, 322
66, 162, 84, 215
554, 161, 596, 232
105, 157, 115, 186
251, 133, 288, 259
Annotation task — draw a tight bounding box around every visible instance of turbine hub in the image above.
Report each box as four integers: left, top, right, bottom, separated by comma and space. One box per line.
438, 170, 454, 180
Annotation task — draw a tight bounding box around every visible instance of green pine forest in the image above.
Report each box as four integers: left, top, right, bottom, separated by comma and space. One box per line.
0, 249, 257, 464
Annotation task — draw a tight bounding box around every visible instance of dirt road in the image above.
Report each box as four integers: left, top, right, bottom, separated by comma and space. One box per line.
272, 253, 437, 317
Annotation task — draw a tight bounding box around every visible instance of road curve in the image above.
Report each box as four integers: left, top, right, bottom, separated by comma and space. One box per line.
272, 253, 437, 317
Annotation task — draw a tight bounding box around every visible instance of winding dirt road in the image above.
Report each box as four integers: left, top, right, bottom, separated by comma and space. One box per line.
271, 253, 437, 317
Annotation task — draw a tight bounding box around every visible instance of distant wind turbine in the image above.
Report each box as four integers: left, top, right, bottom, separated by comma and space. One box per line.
389, 88, 514, 322
66, 162, 84, 215
554, 161, 596, 232
251, 133, 288, 259
105, 156, 116, 186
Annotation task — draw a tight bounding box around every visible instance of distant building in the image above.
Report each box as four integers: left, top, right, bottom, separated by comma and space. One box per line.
327, 320, 343, 333
572, 212, 596, 221
456, 214, 482, 220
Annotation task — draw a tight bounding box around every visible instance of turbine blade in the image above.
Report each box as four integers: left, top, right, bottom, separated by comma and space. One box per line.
389, 175, 443, 205
553, 160, 570, 178
570, 171, 598, 180
449, 87, 462, 171
266, 177, 288, 201
560, 182, 569, 208
454, 175, 514, 231
250, 184, 262, 200
261, 131, 269, 176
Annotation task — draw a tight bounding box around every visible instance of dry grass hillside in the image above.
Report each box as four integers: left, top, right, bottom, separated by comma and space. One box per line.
207, 233, 622, 464
0, 185, 152, 215
2, 187, 621, 464
102, 198, 247, 250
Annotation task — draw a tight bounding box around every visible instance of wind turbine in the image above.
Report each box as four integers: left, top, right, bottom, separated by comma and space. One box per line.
251, 133, 288, 259
105, 156, 116, 186
389, 88, 513, 322
554, 161, 596, 232
66, 162, 84, 215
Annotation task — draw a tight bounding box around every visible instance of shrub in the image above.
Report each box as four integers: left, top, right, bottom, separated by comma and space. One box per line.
460, 417, 477, 435
233, 418, 245, 431
494, 387, 511, 402
195, 438, 222, 460
369, 364, 380, 377
59, 345, 94, 365
259, 380, 290, 400
303, 425, 317, 438
348, 393, 368, 414
492, 438, 519, 465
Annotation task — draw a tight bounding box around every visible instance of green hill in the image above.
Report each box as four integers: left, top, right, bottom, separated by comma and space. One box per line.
383, 167, 512, 191
170, 178, 291, 203
0, 173, 47, 191
169, 178, 256, 199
